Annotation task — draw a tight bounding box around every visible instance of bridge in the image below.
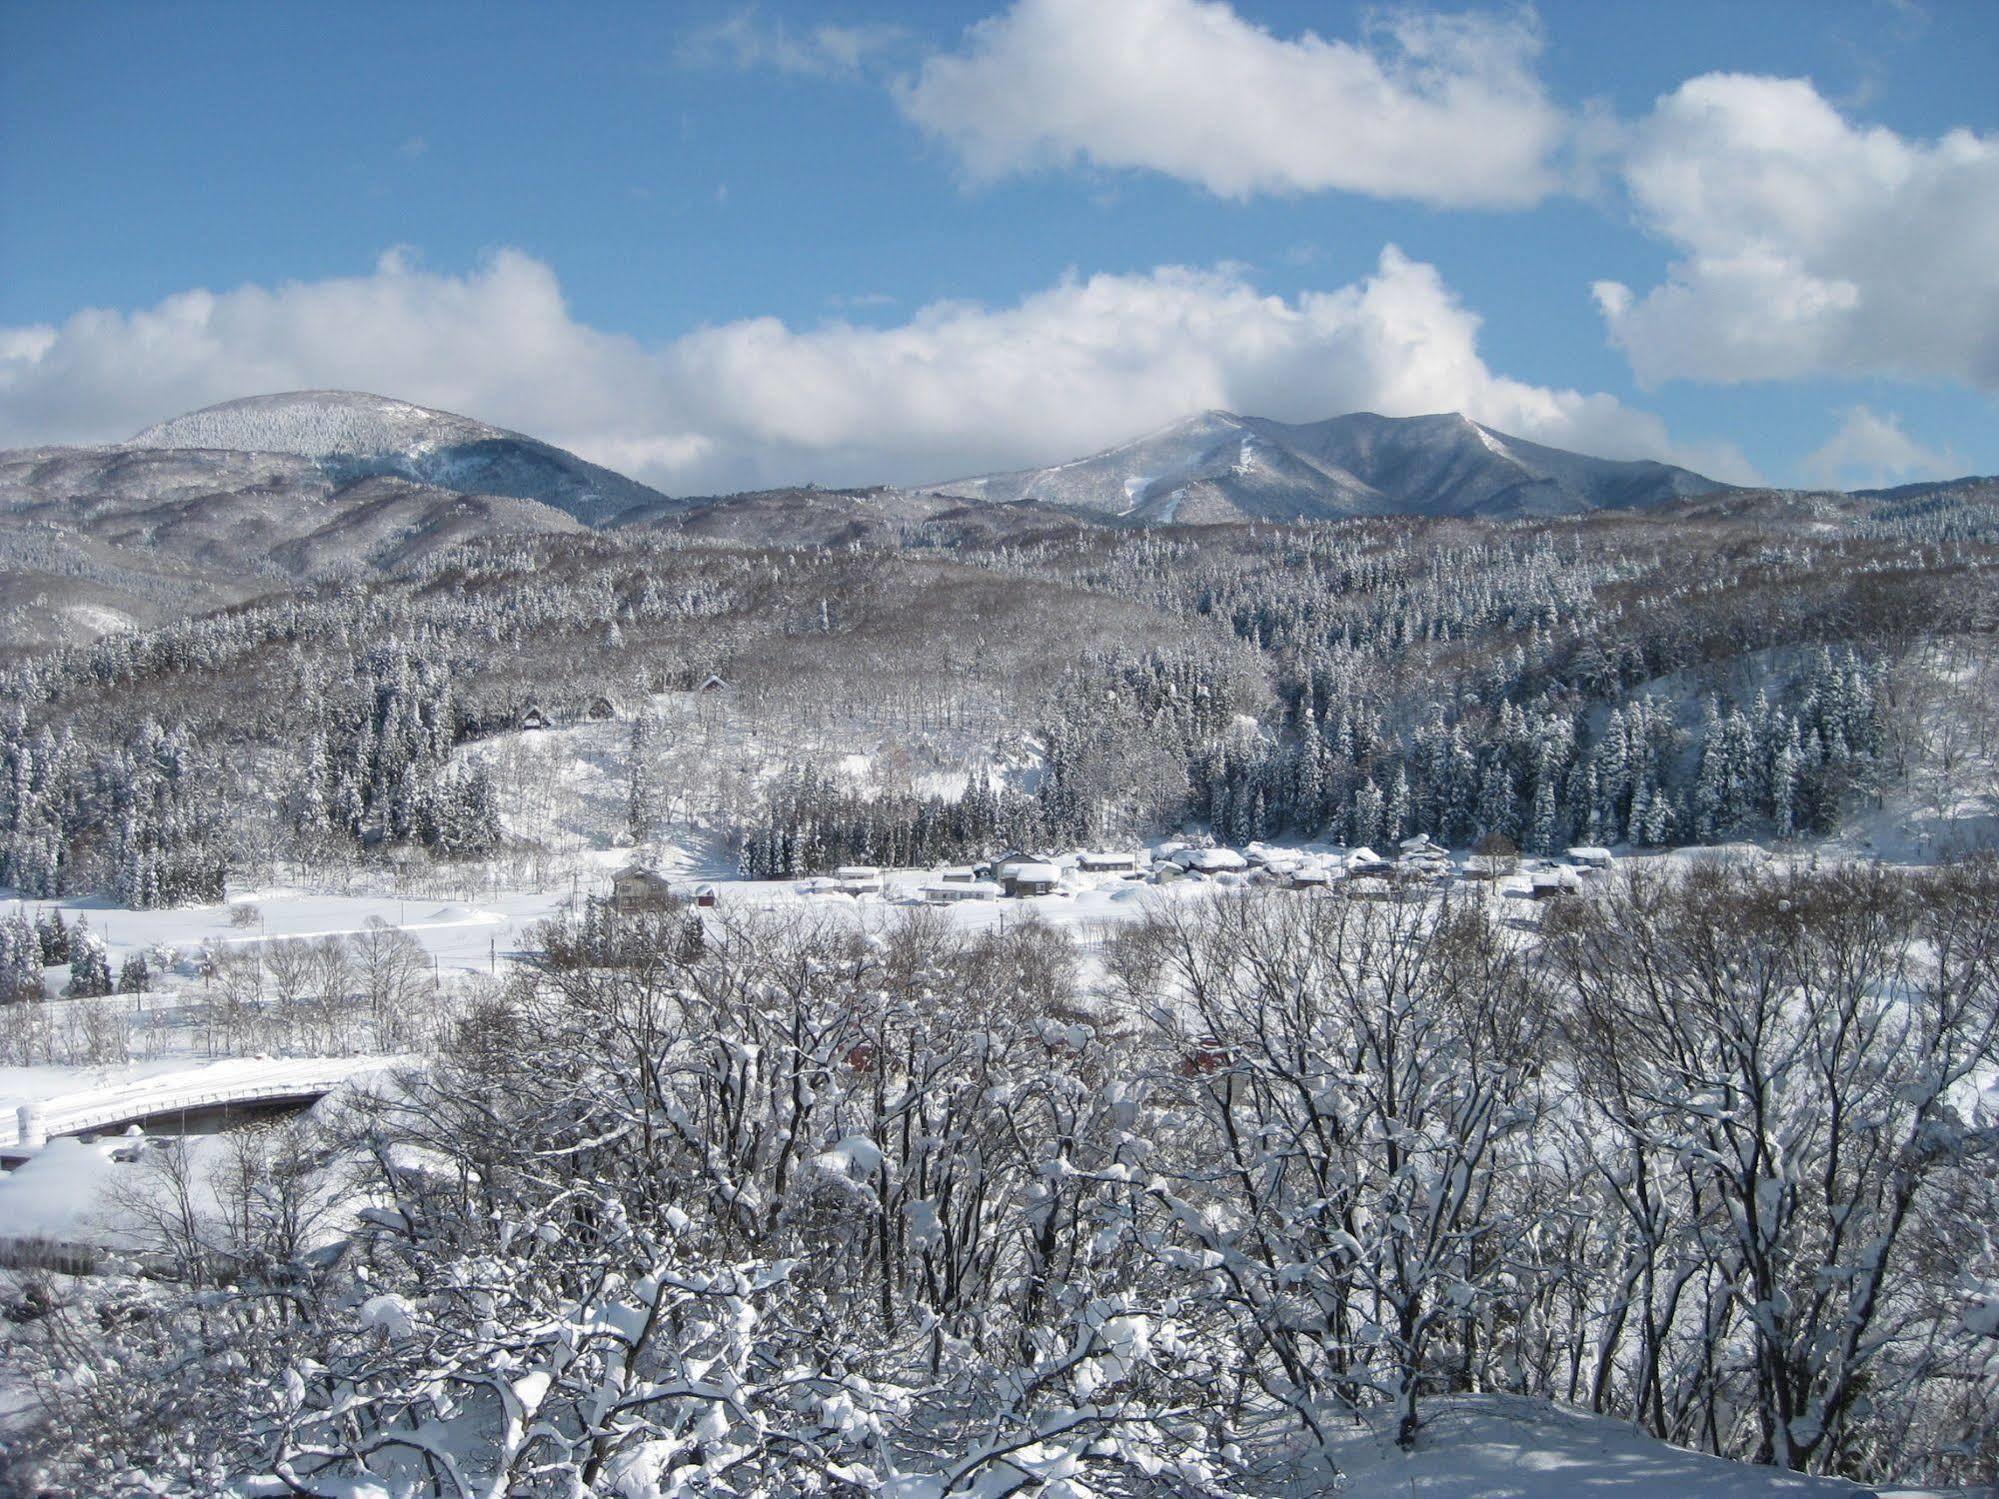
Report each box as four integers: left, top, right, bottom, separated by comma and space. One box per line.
2, 1055, 403, 1152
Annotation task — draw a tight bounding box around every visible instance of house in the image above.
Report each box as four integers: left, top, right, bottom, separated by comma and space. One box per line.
1529, 869, 1583, 900
610, 863, 675, 916
1400, 833, 1448, 859
693, 884, 719, 908
986, 851, 1039, 882
922, 880, 1002, 905
934, 866, 979, 883
1346, 847, 1395, 877
1177, 847, 1248, 875
519, 705, 550, 732
835, 865, 884, 895
1001, 862, 1061, 897
697, 672, 729, 694
1078, 850, 1141, 874
1565, 846, 1615, 871
1343, 874, 1402, 902
1289, 866, 1336, 890
586, 694, 620, 721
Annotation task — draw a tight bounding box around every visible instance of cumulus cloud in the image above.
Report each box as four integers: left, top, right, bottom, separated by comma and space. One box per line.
1596, 73, 1999, 390
0, 246, 1748, 491
1802, 405, 1959, 490
896, 0, 1567, 207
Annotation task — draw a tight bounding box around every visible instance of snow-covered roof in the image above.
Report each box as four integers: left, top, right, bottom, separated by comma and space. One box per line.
835, 865, 881, 879
922, 880, 1002, 897
1565, 846, 1614, 862
1008, 862, 1062, 882
1182, 847, 1248, 871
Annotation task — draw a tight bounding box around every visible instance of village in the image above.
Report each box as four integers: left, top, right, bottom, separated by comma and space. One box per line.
608, 834, 1620, 914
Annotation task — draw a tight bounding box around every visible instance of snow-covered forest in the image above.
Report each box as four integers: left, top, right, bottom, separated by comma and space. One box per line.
2, 496, 1996, 903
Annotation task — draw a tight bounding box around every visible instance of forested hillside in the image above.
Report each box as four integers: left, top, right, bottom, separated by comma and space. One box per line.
1, 485, 1994, 902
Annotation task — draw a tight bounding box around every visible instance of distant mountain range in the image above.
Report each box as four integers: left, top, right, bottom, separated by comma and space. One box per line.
924, 409, 1733, 521
1, 390, 1991, 646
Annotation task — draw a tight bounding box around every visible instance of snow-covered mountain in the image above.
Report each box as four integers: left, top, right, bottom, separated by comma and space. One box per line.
926, 410, 1731, 521
132, 390, 668, 525
0, 442, 587, 643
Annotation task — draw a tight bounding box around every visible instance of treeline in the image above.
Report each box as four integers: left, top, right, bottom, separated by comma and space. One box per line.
1186, 646, 1885, 854
8, 863, 1993, 1493
738, 765, 1022, 877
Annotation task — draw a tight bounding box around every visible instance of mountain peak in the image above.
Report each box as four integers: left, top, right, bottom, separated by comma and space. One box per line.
124, 390, 668, 525
131, 390, 508, 457
925, 408, 1730, 522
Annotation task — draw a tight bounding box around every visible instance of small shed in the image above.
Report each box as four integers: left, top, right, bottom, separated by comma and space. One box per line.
693, 884, 719, 908
835, 865, 883, 895
586, 694, 620, 721
934, 866, 979, 884
1003, 862, 1061, 898
1565, 846, 1615, 870
519, 705, 550, 732
611, 863, 675, 916
1400, 833, 1447, 859
697, 672, 729, 694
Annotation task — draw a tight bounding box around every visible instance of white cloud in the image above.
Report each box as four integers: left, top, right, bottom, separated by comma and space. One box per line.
1802, 405, 1958, 489
0, 327, 55, 366
681, 10, 906, 78
0, 246, 1749, 491
896, 0, 1567, 208
1597, 73, 1999, 390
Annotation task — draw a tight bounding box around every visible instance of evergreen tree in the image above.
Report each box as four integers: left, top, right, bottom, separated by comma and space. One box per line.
118, 951, 151, 995
35, 908, 68, 966
65, 922, 112, 998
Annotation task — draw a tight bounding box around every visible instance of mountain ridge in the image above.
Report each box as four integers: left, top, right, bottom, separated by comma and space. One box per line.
924, 408, 1733, 521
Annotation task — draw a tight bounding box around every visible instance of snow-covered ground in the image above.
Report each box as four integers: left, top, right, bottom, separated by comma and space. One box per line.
1316, 1395, 1955, 1497
460, 688, 1037, 858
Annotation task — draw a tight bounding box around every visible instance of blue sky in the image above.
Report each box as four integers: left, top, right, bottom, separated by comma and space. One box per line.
2, 0, 1994, 493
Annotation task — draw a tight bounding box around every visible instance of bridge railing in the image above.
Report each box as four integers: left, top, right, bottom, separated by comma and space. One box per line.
3, 1060, 398, 1149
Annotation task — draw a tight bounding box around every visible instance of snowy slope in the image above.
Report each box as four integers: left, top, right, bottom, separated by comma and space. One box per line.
926, 410, 1730, 521
1316, 1395, 1952, 1498
132, 390, 671, 525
